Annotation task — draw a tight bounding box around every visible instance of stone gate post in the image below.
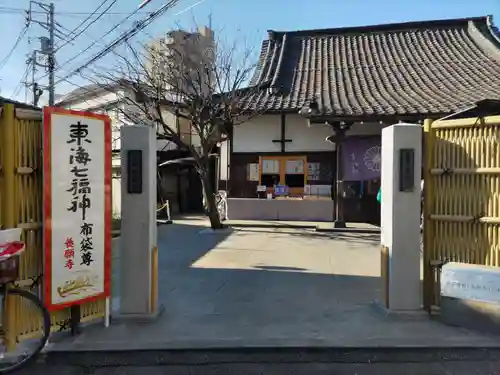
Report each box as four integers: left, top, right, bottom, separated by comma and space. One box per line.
119, 125, 158, 317
380, 124, 422, 311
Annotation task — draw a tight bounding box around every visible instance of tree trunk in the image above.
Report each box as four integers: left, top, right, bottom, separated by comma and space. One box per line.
200, 167, 223, 230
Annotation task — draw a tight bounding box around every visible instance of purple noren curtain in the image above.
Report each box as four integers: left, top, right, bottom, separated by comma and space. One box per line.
341, 137, 381, 181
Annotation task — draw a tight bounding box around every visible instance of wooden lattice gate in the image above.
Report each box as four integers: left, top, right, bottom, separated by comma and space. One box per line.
0, 103, 105, 349
422, 116, 500, 309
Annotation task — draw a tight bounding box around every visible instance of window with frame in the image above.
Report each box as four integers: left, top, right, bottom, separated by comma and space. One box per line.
260, 159, 279, 187
284, 159, 305, 188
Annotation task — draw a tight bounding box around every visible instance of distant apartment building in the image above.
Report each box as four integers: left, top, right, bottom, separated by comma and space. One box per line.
145, 26, 215, 97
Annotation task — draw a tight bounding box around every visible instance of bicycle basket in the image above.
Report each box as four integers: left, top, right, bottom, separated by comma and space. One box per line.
0, 229, 23, 284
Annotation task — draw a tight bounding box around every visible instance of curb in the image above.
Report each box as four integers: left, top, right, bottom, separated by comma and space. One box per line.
315, 227, 380, 234
41, 347, 500, 367
225, 223, 380, 234
228, 223, 317, 229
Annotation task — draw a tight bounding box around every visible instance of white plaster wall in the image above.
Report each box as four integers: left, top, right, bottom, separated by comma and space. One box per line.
232, 114, 386, 153
219, 139, 230, 180
158, 109, 177, 151
62, 89, 202, 154
64, 91, 121, 111
110, 110, 123, 151
285, 115, 335, 152
112, 154, 121, 168
112, 177, 122, 217
348, 122, 385, 136
233, 115, 281, 152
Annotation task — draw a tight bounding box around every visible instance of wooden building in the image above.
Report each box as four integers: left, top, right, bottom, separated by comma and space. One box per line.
219, 15, 500, 224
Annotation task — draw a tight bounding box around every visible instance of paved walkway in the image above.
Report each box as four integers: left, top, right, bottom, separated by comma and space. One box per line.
48, 218, 500, 352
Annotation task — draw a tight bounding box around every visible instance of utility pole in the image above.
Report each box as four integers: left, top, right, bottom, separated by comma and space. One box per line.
48, 2, 55, 106
30, 51, 38, 106
26, 1, 56, 107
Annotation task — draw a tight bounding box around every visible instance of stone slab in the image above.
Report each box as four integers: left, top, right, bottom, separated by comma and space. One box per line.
226, 198, 334, 221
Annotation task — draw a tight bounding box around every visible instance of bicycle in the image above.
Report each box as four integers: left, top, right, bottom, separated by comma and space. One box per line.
0, 230, 50, 373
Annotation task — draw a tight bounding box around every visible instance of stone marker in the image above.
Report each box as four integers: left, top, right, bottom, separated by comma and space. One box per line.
119, 125, 158, 318
440, 262, 500, 334
379, 124, 422, 312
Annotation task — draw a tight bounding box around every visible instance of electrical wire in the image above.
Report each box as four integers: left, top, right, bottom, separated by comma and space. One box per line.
54, 0, 182, 85
0, 25, 29, 71
12, 63, 32, 98
43, 0, 208, 103
55, 0, 118, 52
0, 6, 152, 17
37, 2, 148, 82
55, 22, 106, 49
55, 16, 130, 62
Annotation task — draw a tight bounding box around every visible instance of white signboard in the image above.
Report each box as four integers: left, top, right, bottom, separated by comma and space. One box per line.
246, 163, 259, 181
441, 262, 500, 304
262, 159, 279, 174
286, 159, 304, 174
43, 107, 112, 311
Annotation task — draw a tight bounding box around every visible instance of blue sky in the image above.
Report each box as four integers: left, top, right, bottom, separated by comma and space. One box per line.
0, 0, 498, 104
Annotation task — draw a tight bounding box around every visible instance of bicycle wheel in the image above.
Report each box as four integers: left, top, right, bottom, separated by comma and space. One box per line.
0, 288, 50, 374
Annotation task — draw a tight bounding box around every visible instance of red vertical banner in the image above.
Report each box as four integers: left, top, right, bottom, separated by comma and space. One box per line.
43, 107, 112, 311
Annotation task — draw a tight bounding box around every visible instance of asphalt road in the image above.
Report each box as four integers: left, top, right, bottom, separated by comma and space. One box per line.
17, 361, 500, 375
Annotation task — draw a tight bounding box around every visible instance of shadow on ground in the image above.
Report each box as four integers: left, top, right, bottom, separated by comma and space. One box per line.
47, 220, 500, 353
230, 227, 380, 244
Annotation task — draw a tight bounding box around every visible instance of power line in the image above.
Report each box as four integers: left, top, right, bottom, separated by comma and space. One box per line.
55, 0, 118, 52
12, 62, 32, 98
56, 22, 106, 49
54, 0, 183, 85
0, 6, 153, 16
37, 3, 147, 82
0, 24, 29, 71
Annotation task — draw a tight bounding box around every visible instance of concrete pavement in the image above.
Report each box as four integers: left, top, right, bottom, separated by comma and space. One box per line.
42, 217, 500, 366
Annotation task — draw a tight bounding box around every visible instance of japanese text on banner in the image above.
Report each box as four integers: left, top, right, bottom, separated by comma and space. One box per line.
66, 121, 94, 267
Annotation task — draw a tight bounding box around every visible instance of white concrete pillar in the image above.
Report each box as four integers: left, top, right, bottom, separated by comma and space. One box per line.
120, 125, 158, 317
381, 124, 422, 311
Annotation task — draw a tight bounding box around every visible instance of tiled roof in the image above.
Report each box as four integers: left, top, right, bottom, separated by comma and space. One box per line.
0, 97, 40, 111
244, 16, 500, 118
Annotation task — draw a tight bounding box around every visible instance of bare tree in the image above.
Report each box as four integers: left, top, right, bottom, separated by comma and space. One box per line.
102, 25, 262, 229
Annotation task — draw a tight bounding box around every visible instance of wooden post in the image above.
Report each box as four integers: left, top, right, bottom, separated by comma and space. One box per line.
423, 118, 435, 311
70, 305, 81, 335
380, 245, 390, 308
150, 246, 158, 313
1, 104, 18, 351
